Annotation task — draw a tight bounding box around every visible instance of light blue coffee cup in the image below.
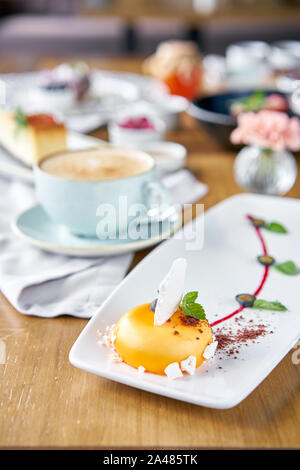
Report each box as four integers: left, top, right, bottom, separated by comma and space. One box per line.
34, 147, 171, 238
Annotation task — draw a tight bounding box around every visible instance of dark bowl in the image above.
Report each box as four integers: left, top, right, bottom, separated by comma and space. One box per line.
188, 90, 288, 149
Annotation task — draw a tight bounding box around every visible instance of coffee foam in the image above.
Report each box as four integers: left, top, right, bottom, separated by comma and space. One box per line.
40, 147, 152, 181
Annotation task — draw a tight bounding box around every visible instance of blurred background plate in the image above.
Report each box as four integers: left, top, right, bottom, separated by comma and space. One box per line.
0, 70, 168, 133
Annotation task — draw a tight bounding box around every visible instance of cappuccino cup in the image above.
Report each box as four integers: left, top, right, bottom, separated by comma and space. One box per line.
34, 146, 171, 238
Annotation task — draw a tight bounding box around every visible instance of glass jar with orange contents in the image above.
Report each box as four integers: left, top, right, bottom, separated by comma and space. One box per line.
143, 41, 203, 100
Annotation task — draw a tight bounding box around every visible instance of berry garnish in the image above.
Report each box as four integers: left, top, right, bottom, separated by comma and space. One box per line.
257, 255, 275, 266
119, 116, 155, 130
251, 218, 265, 228
150, 298, 157, 312
235, 293, 287, 311
235, 294, 256, 307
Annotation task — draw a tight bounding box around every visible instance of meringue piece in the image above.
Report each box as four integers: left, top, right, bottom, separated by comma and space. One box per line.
112, 352, 123, 363
203, 341, 218, 360
164, 362, 183, 379
154, 258, 187, 326
138, 366, 146, 374
181, 355, 197, 375
97, 324, 116, 348
102, 334, 110, 347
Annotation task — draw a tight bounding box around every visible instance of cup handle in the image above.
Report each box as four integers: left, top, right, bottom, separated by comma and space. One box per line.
143, 181, 172, 222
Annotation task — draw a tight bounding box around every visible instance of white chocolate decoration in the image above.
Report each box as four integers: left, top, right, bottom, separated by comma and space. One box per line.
181, 355, 197, 375
154, 258, 187, 326
203, 341, 218, 360
164, 362, 183, 379
97, 324, 117, 350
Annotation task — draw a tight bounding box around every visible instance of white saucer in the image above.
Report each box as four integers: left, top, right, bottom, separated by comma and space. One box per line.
12, 204, 182, 257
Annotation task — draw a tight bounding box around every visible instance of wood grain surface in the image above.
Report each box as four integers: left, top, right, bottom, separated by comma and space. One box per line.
82, 0, 300, 24
0, 57, 299, 448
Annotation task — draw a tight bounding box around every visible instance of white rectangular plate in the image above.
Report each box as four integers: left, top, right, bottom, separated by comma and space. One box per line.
69, 194, 300, 409
0, 131, 105, 183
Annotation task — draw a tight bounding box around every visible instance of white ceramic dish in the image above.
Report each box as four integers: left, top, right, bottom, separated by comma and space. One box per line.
12, 203, 181, 257
0, 70, 168, 133
108, 115, 165, 148
0, 131, 106, 183
70, 193, 300, 408
151, 94, 189, 130
132, 96, 188, 131
31, 86, 76, 112
141, 141, 187, 174
270, 40, 300, 71
108, 96, 188, 132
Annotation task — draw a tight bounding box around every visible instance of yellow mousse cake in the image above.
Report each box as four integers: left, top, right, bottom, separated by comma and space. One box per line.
97, 258, 217, 378
114, 303, 213, 375
0, 109, 67, 166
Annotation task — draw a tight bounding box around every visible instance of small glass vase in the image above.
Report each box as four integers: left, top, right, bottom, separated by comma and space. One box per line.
234, 145, 298, 195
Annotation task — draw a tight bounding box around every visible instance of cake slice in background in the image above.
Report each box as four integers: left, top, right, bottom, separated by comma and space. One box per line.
0, 109, 67, 166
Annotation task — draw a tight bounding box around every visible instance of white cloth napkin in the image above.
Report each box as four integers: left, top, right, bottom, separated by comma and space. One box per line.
162, 169, 208, 205
0, 170, 208, 318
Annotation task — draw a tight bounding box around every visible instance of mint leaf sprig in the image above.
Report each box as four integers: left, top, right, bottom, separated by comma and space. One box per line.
275, 260, 299, 275
242, 90, 267, 112
256, 255, 298, 275
265, 222, 287, 234
249, 216, 288, 234
236, 293, 287, 311
253, 299, 287, 311
231, 91, 267, 113
180, 291, 206, 320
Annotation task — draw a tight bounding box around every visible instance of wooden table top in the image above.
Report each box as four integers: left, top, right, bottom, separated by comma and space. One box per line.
0, 57, 299, 449
82, 0, 300, 25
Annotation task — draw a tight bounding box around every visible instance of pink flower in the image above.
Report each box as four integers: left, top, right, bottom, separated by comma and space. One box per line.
230, 110, 300, 152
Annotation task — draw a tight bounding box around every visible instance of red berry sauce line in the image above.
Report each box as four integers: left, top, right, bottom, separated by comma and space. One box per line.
210, 215, 269, 328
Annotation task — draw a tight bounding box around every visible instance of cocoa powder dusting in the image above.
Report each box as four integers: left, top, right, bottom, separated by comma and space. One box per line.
215, 332, 234, 350
214, 321, 269, 358
179, 315, 199, 326
236, 325, 267, 343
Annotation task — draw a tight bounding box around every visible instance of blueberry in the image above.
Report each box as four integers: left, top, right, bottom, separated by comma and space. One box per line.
257, 255, 275, 266
251, 218, 265, 228
235, 294, 256, 307
150, 298, 157, 312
